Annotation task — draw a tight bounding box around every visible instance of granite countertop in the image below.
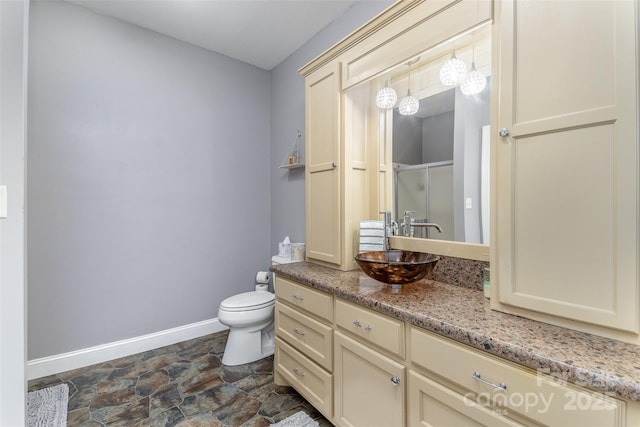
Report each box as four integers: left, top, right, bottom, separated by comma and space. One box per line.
271, 261, 640, 402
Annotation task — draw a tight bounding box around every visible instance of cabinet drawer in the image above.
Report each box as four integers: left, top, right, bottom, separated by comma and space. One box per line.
411, 328, 625, 426
335, 299, 405, 358
275, 337, 332, 419
275, 278, 333, 322
275, 301, 332, 371
409, 370, 523, 427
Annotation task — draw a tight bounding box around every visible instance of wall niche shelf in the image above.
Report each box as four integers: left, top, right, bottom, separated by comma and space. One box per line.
280, 163, 305, 170
279, 131, 305, 169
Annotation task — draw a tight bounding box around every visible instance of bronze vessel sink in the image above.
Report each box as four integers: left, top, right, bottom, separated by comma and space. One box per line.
354, 250, 439, 285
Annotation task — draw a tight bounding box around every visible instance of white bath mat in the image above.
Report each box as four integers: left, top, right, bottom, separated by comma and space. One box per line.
27, 383, 69, 427
271, 410, 319, 427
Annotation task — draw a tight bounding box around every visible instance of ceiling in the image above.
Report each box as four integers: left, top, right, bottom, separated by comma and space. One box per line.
65, 0, 360, 71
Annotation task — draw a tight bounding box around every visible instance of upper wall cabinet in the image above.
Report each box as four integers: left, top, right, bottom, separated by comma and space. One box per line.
305, 62, 342, 265
300, 0, 494, 270
491, 0, 639, 339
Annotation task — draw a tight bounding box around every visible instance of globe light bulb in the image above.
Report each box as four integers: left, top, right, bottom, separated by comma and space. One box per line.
398, 90, 419, 116
460, 63, 487, 95
439, 53, 467, 86
376, 83, 397, 109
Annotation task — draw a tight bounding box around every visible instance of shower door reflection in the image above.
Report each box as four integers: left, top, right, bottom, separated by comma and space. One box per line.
394, 161, 453, 241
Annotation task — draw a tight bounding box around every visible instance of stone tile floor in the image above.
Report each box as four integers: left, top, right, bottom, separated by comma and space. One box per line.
28, 331, 332, 426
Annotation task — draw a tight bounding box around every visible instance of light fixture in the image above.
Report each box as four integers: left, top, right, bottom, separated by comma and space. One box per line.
375, 81, 397, 109
460, 63, 486, 95
460, 41, 486, 95
398, 92, 419, 116
398, 60, 420, 116
439, 52, 467, 86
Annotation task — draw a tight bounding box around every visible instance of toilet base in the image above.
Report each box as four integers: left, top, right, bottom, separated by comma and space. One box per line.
221, 322, 274, 366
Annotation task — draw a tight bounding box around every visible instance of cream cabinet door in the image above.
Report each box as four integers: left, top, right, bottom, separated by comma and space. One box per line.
333, 331, 405, 427
305, 61, 341, 266
493, 0, 639, 332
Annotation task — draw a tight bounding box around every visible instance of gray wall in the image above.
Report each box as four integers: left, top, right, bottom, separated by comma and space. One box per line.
269, 0, 393, 253
453, 83, 491, 243
422, 111, 454, 163
27, 1, 271, 359
392, 112, 423, 165
1, 0, 28, 422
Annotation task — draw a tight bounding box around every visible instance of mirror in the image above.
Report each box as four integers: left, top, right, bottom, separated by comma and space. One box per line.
381, 26, 492, 246
393, 83, 491, 244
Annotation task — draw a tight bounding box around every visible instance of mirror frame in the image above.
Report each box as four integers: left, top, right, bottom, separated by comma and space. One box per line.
390, 236, 489, 261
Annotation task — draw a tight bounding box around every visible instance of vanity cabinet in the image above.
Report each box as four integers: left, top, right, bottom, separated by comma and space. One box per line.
274, 276, 635, 426
491, 0, 640, 339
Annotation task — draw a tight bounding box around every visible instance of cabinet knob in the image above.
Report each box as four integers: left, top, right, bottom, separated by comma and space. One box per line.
332, 162, 337, 168
498, 128, 510, 137
390, 376, 400, 385
292, 328, 305, 336
293, 368, 305, 378
353, 320, 362, 327
291, 294, 304, 302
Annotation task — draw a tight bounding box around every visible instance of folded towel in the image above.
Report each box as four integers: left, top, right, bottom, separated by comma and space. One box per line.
359, 220, 385, 253
359, 228, 385, 237
360, 220, 385, 229
359, 243, 385, 253
359, 236, 385, 244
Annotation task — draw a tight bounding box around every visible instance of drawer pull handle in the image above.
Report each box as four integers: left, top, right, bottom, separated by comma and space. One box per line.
353, 320, 372, 331
293, 368, 305, 378
472, 372, 507, 390
292, 328, 305, 336
390, 376, 400, 385
291, 294, 304, 302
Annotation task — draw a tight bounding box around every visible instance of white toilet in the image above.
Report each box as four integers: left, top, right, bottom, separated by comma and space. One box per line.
218, 288, 275, 366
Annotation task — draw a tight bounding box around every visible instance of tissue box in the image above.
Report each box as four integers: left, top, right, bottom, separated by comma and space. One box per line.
278, 242, 291, 259
291, 243, 305, 261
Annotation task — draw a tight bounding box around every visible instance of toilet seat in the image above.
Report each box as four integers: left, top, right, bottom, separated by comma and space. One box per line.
220, 291, 275, 312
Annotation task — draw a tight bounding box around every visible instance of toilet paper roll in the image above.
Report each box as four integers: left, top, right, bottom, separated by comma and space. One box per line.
255, 283, 268, 292
256, 271, 271, 284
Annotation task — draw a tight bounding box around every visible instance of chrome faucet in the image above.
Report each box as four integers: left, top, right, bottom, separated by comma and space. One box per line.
403, 210, 415, 237
379, 211, 392, 250
412, 222, 444, 234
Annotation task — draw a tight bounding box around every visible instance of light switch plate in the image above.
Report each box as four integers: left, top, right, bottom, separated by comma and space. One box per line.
0, 186, 7, 218
465, 197, 472, 209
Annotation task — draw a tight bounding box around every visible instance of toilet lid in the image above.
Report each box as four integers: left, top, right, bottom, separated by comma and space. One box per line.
220, 291, 275, 312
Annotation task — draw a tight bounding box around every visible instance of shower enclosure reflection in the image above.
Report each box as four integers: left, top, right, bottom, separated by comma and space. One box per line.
395, 161, 453, 240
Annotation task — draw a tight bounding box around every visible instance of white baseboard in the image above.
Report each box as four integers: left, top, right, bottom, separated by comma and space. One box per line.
27, 318, 228, 380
